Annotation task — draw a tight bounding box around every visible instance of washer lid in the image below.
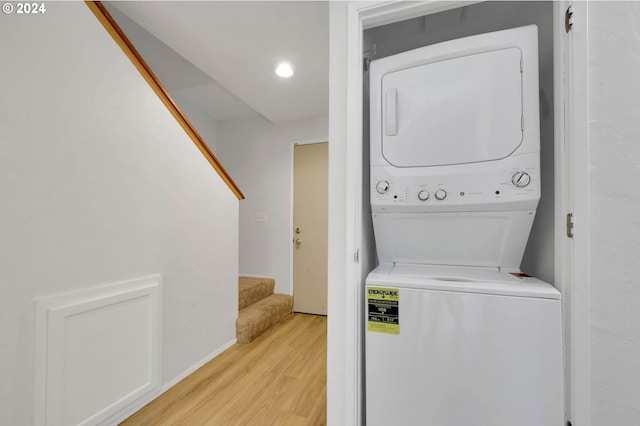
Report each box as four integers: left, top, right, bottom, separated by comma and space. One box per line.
381, 47, 523, 168
366, 263, 561, 300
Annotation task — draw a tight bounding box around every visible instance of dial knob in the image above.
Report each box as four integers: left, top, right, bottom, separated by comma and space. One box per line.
417, 190, 430, 201
512, 171, 531, 188
376, 180, 390, 194
435, 189, 447, 200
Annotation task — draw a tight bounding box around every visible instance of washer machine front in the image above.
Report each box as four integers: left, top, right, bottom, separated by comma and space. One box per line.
365, 264, 564, 426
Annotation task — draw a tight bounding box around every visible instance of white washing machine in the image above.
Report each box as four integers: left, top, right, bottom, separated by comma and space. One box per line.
366, 26, 564, 425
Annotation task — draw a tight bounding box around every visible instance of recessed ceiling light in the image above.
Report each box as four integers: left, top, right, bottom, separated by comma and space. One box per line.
274, 61, 295, 78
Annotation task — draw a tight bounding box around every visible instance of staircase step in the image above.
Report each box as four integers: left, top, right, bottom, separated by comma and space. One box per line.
239, 276, 275, 310
236, 293, 293, 344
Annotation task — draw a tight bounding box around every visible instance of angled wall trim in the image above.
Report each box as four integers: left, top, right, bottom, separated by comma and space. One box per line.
85, 1, 244, 200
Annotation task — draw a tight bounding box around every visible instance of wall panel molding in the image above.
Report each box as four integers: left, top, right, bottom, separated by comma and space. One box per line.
34, 275, 162, 426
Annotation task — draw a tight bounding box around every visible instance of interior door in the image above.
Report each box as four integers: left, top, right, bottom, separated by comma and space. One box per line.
293, 142, 328, 315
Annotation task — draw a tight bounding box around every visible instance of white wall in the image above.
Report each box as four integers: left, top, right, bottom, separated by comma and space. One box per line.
105, 3, 220, 152
0, 3, 238, 424
217, 115, 328, 294
588, 2, 640, 424
175, 101, 219, 152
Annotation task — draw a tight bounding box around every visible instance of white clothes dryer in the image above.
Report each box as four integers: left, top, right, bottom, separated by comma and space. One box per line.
365, 25, 564, 426
369, 25, 541, 269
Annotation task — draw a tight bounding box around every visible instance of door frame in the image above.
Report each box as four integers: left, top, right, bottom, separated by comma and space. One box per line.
289, 139, 329, 297
555, 2, 591, 424
331, 1, 590, 424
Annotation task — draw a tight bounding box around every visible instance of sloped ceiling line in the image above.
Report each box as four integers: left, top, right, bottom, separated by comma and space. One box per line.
86, 1, 244, 199
110, 1, 329, 124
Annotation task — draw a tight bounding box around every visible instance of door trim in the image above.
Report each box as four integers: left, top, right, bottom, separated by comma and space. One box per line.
289, 139, 329, 297
558, 2, 591, 424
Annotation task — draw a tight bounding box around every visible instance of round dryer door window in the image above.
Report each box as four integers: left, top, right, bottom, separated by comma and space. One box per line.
381, 47, 523, 168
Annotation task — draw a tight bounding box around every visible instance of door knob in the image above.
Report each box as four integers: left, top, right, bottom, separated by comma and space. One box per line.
295, 238, 302, 246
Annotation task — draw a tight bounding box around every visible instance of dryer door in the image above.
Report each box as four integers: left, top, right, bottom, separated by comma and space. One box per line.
381, 48, 523, 168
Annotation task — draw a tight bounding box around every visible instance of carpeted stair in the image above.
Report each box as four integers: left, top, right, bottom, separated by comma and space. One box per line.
236, 276, 293, 344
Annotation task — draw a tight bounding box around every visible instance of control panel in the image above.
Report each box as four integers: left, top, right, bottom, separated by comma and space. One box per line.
371, 158, 540, 213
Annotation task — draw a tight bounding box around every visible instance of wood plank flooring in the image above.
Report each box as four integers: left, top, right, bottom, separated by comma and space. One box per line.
121, 314, 327, 425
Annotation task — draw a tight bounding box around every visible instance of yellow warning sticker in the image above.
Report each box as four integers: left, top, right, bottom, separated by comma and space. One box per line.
367, 287, 399, 334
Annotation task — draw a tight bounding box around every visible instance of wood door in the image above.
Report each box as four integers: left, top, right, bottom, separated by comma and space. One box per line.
293, 142, 328, 315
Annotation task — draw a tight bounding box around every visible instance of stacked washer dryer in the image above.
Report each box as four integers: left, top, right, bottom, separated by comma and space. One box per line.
365, 26, 564, 425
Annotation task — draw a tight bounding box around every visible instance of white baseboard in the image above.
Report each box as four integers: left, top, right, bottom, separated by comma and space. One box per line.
100, 338, 237, 425
159, 338, 237, 393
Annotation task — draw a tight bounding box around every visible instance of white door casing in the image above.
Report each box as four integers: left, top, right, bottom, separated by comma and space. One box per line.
556, 2, 591, 425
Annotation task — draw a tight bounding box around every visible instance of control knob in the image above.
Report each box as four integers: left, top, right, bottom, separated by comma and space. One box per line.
417, 190, 429, 201
435, 189, 447, 200
376, 180, 390, 194
511, 171, 531, 188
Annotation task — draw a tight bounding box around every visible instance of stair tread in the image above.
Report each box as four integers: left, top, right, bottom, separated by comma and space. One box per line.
236, 293, 293, 344
239, 276, 275, 289
238, 276, 275, 310
238, 293, 292, 320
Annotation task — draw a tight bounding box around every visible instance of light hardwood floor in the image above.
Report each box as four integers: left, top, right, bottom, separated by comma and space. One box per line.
121, 313, 327, 425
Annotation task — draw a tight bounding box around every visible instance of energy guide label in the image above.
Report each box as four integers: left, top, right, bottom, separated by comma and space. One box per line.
367, 287, 399, 334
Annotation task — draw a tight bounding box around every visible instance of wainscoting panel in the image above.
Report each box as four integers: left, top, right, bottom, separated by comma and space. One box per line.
35, 275, 162, 426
